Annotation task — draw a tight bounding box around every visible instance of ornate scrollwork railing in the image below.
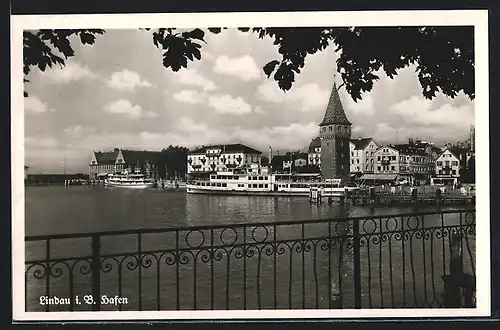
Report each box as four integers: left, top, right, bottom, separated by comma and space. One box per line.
25, 209, 475, 311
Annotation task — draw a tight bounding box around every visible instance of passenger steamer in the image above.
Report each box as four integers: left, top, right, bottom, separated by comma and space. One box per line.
186, 165, 359, 197
105, 168, 155, 189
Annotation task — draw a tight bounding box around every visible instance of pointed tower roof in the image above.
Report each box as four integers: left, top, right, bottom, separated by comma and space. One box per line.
320, 81, 351, 126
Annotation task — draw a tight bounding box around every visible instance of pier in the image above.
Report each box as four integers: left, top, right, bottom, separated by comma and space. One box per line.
309, 186, 475, 207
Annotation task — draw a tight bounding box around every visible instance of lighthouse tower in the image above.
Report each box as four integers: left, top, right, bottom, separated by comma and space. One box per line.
319, 81, 352, 182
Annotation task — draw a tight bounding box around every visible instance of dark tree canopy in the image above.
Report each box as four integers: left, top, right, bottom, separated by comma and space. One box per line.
23, 27, 474, 101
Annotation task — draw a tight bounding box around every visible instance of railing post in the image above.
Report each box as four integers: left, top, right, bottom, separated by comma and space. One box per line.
411, 187, 418, 202
436, 188, 442, 209
442, 231, 463, 308
91, 235, 101, 311
353, 218, 362, 309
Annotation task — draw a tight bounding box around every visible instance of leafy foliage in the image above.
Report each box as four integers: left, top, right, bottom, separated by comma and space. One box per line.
23, 29, 105, 96
159, 145, 189, 179
23, 27, 474, 102
231, 27, 474, 101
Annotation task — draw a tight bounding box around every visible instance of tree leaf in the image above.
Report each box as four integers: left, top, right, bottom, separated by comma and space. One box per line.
263, 60, 279, 78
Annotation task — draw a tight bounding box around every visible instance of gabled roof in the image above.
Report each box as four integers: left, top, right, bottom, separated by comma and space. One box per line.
94, 151, 119, 165
390, 144, 428, 156
320, 82, 351, 126
350, 138, 373, 150
308, 137, 321, 152
448, 146, 471, 157
189, 143, 262, 155
121, 149, 163, 165
437, 148, 460, 160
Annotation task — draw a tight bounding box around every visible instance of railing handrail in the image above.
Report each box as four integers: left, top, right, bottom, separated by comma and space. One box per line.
25, 208, 475, 242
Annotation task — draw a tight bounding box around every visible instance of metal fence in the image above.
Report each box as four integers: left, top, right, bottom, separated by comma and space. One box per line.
25, 209, 476, 311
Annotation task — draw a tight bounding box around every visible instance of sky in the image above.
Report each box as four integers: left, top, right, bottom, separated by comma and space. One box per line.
23, 29, 475, 174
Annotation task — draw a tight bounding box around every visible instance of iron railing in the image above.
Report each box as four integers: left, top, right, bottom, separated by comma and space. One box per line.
25, 209, 476, 311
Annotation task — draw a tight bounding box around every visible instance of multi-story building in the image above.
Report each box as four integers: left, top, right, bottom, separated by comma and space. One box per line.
431, 147, 461, 185
307, 137, 321, 166
89, 148, 163, 180
431, 146, 474, 185
319, 81, 352, 182
349, 138, 379, 174
371, 143, 434, 185
187, 143, 262, 175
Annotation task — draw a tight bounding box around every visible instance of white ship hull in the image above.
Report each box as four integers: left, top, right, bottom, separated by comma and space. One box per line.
105, 180, 155, 189
186, 185, 352, 197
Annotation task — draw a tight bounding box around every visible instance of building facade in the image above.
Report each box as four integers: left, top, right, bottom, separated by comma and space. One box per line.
349, 138, 379, 174
431, 147, 461, 185
307, 137, 321, 166
89, 148, 163, 180
372, 143, 434, 184
187, 143, 262, 175
319, 82, 352, 182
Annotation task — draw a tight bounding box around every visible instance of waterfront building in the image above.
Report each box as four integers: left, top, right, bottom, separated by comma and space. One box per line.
187, 143, 262, 175
430, 147, 461, 185
349, 137, 379, 174
307, 137, 321, 166
319, 82, 352, 182
369, 142, 434, 185
89, 148, 163, 181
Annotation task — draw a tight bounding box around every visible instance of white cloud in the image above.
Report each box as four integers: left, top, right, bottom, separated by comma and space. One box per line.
63, 125, 95, 137
176, 117, 211, 133
107, 69, 153, 91
102, 99, 156, 120
42, 60, 97, 83
234, 122, 319, 150
176, 68, 217, 91
213, 55, 261, 82
256, 82, 329, 112
207, 95, 252, 115
172, 90, 205, 104
389, 95, 474, 128
24, 95, 55, 114
254, 106, 266, 115
345, 94, 375, 116
373, 123, 397, 142
169, 118, 319, 151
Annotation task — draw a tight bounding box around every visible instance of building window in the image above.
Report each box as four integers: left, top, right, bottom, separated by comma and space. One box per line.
378, 166, 381, 171
322, 127, 326, 132
452, 161, 458, 166
391, 166, 395, 171
391, 156, 396, 161
329, 126, 332, 131
437, 161, 442, 166
377, 156, 381, 161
